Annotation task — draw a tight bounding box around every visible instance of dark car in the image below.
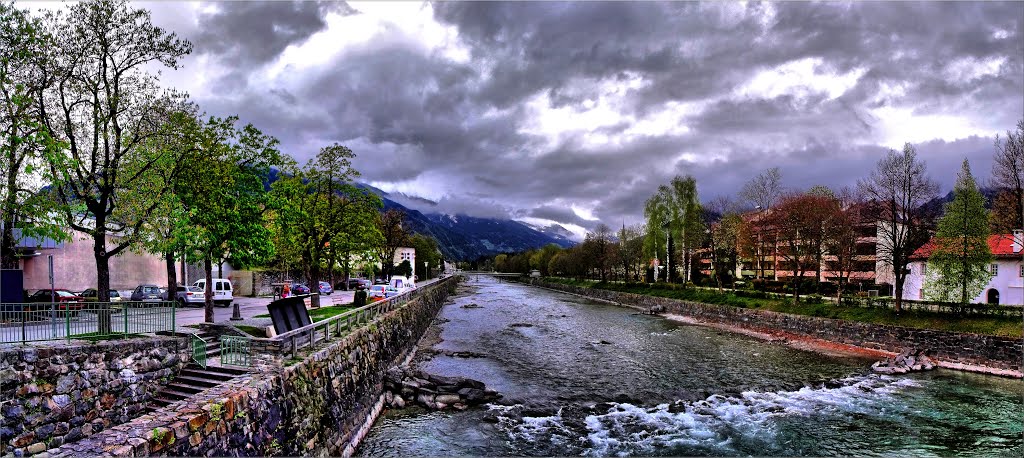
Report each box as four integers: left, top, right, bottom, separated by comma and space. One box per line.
130, 284, 163, 302
334, 278, 369, 290
24, 289, 85, 312
291, 283, 311, 295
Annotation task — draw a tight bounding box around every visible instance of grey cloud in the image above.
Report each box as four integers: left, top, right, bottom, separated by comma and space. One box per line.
169, 1, 1021, 231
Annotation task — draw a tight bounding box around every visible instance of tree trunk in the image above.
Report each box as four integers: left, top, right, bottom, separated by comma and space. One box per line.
204, 255, 214, 323
94, 233, 113, 334
0, 222, 16, 269
309, 248, 321, 308
666, 234, 675, 283
165, 251, 177, 304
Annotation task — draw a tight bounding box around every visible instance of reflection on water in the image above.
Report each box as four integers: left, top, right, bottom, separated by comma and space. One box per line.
358, 277, 1024, 457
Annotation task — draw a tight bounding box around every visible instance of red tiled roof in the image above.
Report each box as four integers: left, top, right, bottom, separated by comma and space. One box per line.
911, 234, 1021, 260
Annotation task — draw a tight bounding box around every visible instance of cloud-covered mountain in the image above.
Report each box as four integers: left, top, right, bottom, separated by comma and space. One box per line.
361, 184, 575, 261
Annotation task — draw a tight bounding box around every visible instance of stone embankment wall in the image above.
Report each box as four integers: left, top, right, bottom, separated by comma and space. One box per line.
534, 280, 1023, 375
1, 337, 189, 456
44, 277, 458, 458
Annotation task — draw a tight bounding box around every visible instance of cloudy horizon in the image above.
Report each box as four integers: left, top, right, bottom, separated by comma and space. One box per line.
23, 1, 1023, 239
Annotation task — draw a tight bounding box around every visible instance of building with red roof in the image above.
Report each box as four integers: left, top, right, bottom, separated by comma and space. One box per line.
902, 232, 1024, 305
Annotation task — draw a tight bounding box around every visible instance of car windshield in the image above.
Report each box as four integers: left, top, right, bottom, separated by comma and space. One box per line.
143, 286, 159, 294
109, 290, 119, 297
55, 290, 75, 297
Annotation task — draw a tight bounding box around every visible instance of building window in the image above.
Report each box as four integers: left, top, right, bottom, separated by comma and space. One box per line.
990, 264, 998, 275
921, 264, 926, 275
1020, 265, 1024, 277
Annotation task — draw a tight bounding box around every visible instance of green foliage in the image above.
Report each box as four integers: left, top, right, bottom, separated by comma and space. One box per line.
408, 233, 442, 279
395, 259, 413, 277
151, 428, 165, 443
923, 160, 993, 305
209, 402, 223, 422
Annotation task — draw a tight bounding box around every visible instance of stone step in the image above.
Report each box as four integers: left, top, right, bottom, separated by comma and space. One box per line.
172, 375, 222, 388
159, 388, 197, 400
165, 382, 204, 394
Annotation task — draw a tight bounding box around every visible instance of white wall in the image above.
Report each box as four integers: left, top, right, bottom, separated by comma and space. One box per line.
903, 259, 1023, 305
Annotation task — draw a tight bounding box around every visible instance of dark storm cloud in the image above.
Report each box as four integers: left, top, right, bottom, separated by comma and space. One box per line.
170, 1, 1022, 234
195, 1, 351, 66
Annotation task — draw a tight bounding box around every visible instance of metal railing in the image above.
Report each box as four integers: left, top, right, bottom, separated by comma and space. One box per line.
0, 301, 176, 344
220, 335, 251, 367
257, 276, 456, 358
190, 334, 207, 369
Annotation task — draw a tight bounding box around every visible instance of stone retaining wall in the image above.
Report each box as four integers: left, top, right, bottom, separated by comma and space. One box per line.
534, 280, 1023, 375
1, 337, 189, 456
43, 277, 459, 457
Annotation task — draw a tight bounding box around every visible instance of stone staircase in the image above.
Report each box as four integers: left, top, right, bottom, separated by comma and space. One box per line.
145, 329, 249, 413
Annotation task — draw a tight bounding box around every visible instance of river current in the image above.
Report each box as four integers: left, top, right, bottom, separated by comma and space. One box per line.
357, 277, 1023, 457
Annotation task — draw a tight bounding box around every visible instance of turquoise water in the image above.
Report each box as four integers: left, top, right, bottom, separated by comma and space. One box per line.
357, 278, 1024, 457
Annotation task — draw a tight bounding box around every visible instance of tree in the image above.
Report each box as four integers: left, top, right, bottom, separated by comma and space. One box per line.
859, 143, 939, 313
373, 209, 410, 280
270, 144, 380, 307
922, 160, 993, 308
177, 118, 282, 322
644, 187, 670, 280
644, 175, 703, 283
823, 189, 865, 304
584, 223, 614, 281
991, 119, 1024, 233
617, 224, 644, 282
408, 233, 441, 280
740, 167, 783, 278
37, 0, 192, 331
0, 2, 66, 269
706, 197, 742, 292
770, 192, 833, 303
669, 176, 704, 283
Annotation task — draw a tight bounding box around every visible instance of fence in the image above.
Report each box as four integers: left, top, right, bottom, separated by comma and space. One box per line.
190, 333, 207, 369
0, 301, 176, 344
220, 335, 252, 367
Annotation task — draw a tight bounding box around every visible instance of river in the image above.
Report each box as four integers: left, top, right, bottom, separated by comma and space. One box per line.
357, 277, 1023, 457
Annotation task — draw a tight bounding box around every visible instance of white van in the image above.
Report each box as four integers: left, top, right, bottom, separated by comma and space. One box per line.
389, 276, 415, 292
192, 278, 233, 307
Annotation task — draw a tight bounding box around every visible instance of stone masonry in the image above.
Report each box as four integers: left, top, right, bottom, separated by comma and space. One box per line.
535, 280, 1023, 375
1, 337, 189, 457
42, 276, 459, 457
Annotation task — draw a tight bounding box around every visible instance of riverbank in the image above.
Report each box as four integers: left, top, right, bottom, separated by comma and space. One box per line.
529, 279, 1023, 379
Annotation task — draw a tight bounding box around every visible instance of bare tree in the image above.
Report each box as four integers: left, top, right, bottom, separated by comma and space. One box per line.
373, 209, 409, 280
740, 167, 783, 278
770, 192, 833, 303
859, 143, 939, 313
992, 119, 1024, 233
824, 188, 866, 304
705, 196, 742, 292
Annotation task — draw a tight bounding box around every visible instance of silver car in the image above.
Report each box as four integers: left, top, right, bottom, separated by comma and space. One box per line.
164, 285, 207, 307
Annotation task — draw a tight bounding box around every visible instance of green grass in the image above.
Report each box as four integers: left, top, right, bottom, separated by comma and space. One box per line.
253, 303, 356, 321
544, 278, 1023, 338
70, 332, 145, 342
233, 325, 267, 338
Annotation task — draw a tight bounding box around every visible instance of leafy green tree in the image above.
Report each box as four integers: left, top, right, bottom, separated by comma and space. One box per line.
37, 0, 192, 331
373, 209, 410, 280
0, 2, 66, 269
395, 260, 413, 277
176, 118, 283, 322
923, 160, 993, 308
270, 144, 381, 305
643, 188, 670, 280
644, 175, 703, 282
408, 233, 441, 280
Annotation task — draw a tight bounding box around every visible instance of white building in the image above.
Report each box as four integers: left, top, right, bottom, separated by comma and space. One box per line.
393, 247, 415, 271
903, 232, 1023, 305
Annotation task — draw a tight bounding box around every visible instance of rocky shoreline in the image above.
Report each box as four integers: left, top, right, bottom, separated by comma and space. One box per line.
872, 348, 937, 374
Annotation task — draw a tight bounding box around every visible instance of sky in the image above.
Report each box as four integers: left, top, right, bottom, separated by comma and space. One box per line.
22, 1, 1024, 239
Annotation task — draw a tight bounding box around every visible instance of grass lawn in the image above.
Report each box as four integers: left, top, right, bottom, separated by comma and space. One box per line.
233, 325, 267, 338
253, 303, 357, 321
544, 278, 1023, 338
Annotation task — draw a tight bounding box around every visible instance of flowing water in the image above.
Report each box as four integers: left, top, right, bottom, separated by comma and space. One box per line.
357, 278, 1024, 457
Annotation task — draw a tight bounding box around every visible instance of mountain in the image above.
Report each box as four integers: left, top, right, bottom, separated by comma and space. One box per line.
358, 185, 575, 261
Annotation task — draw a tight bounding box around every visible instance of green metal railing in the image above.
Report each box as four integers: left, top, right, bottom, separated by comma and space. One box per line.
0, 301, 176, 344
190, 334, 207, 369
220, 335, 252, 367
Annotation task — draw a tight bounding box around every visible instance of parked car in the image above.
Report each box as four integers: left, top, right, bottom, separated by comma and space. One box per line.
334, 278, 369, 290
164, 285, 207, 307
130, 284, 163, 302
290, 283, 311, 295
79, 289, 122, 302
368, 284, 399, 299
24, 289, 85, 314
318, 281, 333, 295
192, 278, 233, 307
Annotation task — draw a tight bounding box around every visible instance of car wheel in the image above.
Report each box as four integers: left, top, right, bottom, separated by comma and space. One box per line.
177, 299, 186, 308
